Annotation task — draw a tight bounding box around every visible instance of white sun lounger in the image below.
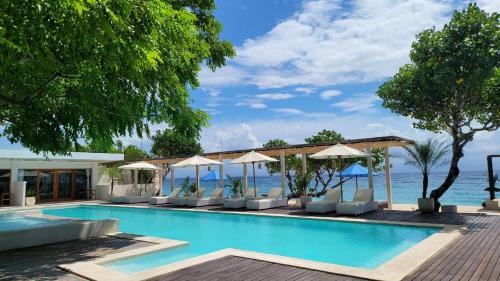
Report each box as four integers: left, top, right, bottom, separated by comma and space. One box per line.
305, 188, 341, 214
187, 188, 225, 207
223, 188, 260, 209
246, 188, 287, 211
171, 188, 206, 206
111, 186, 159, 204
336, 188, 378, 215
148, 188, 182, 205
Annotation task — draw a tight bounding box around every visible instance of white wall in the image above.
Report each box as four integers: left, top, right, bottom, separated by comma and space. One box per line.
0, 159, 104, 193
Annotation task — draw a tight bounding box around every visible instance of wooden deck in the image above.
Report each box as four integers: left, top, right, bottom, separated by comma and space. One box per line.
0, 206, 498, 281
0, 235, 153, 281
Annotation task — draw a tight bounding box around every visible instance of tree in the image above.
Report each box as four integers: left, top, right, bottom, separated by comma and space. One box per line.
305, 129, 385, 196
0, 0, 234, 154
377, 4, 499, 210
151, 129, 203, 158
123, 145, 148, 162
262, 139, 300, 195
402, 139, 449, 199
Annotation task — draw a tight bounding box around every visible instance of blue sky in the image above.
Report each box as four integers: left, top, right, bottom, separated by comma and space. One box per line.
1, 0, 499, 175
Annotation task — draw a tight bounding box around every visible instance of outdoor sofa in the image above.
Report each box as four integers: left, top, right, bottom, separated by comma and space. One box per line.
171, 188, 206, 206
223, 188, 260, 209
336, 188, 378, 215
246, 188, 287, 211
305, 188, 341, 214
187, 188, 224, 207
148, 187, 182, 205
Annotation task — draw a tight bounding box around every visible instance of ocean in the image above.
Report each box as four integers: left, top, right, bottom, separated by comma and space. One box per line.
162, 171, 496, 207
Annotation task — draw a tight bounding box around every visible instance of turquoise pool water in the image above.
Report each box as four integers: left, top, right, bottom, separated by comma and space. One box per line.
43, 205, 438, 273
0, 216, 68, 232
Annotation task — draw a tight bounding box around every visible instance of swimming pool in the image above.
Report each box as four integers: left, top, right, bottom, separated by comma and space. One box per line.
0, 216, 69, 232
44, 205, 438, 273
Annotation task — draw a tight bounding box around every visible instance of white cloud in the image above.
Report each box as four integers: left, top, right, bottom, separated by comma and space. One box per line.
320, 90, 341, 100
475, 0, 500, 13
236, 101, 267, 109
198, 65, 248, 87
255, 93, 294, 100
206, 102, 220, 108
203, 0, 456, 89
294, 87, 315, 96
330, 93, 380, 112
250, 103, 267, 109
201, 123, 260, 152
274, 108, 305, 115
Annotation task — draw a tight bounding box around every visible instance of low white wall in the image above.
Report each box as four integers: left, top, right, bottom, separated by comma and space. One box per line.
0, 218, 119, 252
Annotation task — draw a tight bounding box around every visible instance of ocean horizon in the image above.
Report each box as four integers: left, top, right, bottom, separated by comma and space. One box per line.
163, 170, 497, 207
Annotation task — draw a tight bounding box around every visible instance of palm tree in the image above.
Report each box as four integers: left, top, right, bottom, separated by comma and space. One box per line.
403, 138, 449, 199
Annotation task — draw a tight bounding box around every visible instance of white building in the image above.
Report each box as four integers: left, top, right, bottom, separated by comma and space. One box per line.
0, 149, 123, 204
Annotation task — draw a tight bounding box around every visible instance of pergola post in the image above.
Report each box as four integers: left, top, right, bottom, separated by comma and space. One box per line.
280, 150, 286, 199
367, 146, 374, 189
133, 169, 138, 189
302, 154, 307, 174
219, 154, 224, 197
195, 165, 200, 197
243, 163, 248, 194
384, 147, 393, 209
170, 167, 175, 192
158, 165, 163, 197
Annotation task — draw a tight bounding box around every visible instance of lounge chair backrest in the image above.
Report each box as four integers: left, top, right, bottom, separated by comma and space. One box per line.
266, 188, 282, 198
243, 188, 259, 198
353, 188, 374, 202
168, 187, 181, 198
324, 188, 341, 202
190, 188, 206, 198
209, 188, 224, 198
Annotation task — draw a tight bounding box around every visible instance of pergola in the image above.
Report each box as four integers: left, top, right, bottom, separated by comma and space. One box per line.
145, 136, 413, 209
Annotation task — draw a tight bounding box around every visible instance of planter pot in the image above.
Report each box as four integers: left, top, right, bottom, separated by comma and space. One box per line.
25, 197, 36, 207
418, 198, 435, 214
299, 196, 312, 208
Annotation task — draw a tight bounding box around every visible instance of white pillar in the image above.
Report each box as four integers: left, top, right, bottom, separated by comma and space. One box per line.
12, 181, 26, 207
133, 169, 138, 189
280, 150, 286, 199
243, 163, 248, 194
195, 165, 200, 197
158, 165, 163, 197
302, 154, 307, 174
384, 147, 393, 210
367, 146, 374, 189
170, 167, 175, 192
219, 154, 224, 196
9, 166, 19, 194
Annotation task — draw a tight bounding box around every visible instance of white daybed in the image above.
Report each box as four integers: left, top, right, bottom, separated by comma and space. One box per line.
187, 188, 224, 207
246, 188, 287, 211
336, 188, 378, 216
223, 188, 261, 209
305, 188, 341, 214
149, 187, 182, 205
171, 188, 206, 206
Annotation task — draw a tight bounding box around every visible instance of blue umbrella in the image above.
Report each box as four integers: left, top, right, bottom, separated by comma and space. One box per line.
200, 170, 228, 181
336, 163, 378, 188
201, 171, 228, 189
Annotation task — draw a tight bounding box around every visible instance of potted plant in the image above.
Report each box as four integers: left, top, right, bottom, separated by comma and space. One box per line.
25, 189, 36, 206
293, 171, 313, 208
180, 176, 195, 197
403, 138, 449, 213
225, 175, 243, 198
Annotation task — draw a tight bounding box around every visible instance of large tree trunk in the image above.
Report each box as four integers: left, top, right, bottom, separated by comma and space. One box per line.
429, 138, 465, 211
422, 172, 428, 199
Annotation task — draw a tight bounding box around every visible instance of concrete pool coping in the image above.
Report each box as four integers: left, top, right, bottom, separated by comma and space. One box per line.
51, 203, 464, 281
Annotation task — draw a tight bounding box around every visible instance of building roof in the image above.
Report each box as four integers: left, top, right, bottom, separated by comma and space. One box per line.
146, 135, 413, 165
0, 149, 124, 162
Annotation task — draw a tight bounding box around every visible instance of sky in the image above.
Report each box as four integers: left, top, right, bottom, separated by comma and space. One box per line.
1, 0, 499, 175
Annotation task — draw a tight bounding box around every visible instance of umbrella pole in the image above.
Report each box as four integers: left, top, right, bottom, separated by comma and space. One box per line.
252, 162, 257, 197
356, 175, 358, 189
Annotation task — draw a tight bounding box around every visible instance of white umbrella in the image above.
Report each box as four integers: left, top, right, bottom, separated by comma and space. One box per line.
231, 151, 278, 196
310, 144, 367, 202
172, 155, 222, 197
119, 161, 160, 196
